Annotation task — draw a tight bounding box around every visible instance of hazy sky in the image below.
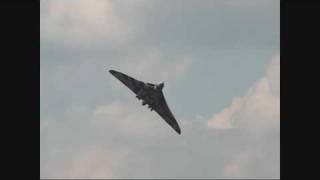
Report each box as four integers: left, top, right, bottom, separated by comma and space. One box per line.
40, 0, 279, 178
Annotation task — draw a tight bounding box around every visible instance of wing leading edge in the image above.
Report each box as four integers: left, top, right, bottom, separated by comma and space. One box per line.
109, 70, 144, 94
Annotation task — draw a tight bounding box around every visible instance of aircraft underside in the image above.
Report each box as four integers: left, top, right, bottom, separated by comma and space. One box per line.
136, 86, 160, 111
109, 69, 181, 134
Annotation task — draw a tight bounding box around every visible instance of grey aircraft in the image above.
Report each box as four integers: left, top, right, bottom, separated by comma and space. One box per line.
109, 70, 181, 134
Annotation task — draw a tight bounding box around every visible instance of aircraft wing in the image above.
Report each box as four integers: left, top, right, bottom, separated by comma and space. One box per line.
154, 92, 181, 134
109, 70, 144, 94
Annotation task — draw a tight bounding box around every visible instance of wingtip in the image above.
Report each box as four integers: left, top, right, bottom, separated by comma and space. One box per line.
109, 69, 116, 75
176, 128, 181, 135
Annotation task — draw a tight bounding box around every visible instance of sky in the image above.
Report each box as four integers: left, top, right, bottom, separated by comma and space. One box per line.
40, 0, 280, 179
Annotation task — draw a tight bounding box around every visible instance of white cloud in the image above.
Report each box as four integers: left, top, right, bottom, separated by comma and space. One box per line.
223, 151, 252, 178
207, 55, 280, 130
41, 0, 131, 46
207, 97, 242, 129
207, 55, 280, 178
40, 99, 180, 179
67, 147, 127, 179
92, 101, 166, 135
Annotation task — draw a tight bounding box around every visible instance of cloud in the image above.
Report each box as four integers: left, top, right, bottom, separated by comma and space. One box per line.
41, 52, 280, 178
207, 55, 280, 130
41, 0, 131, 46
41, 54, 279, 178
222, 151, 252, 177
41, 0, 279, 52
92, 101, 167, 136
66, 147, 127, 179
41, 0, 279, 178
40, 99, 179, 179
206, 55, 280, 178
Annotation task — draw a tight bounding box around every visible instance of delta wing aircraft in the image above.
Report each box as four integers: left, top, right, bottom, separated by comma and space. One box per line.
109, 70, 181, 134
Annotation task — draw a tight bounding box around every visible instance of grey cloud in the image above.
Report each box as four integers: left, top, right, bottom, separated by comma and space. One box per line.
104, 0, 279, 51
41, 0, 279, 56
41, 106, 279, 178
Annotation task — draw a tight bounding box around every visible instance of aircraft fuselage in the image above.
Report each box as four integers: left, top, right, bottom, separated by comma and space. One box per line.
137, 83, 164, 110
